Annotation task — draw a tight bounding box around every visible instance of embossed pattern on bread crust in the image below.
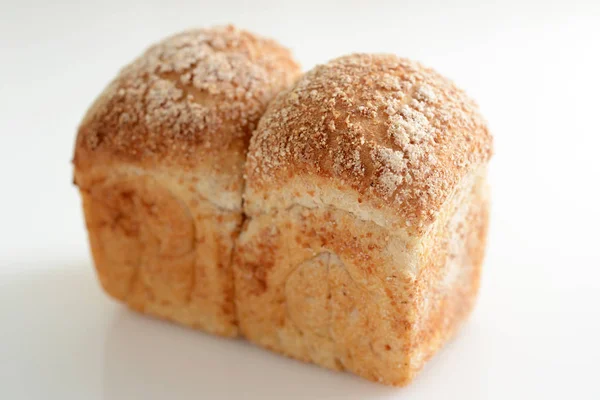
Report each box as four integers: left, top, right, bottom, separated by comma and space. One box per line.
234, 170, 489, 385
78, 167, 241, 336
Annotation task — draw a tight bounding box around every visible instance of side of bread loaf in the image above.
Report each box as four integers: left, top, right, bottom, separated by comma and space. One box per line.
77, 166, 242, 335
234, 169, 488, 384
74, 26, 300, 336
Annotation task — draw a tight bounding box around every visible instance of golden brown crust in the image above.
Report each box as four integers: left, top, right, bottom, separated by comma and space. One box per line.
74, 25, 301, 172
245, 54, 492, 234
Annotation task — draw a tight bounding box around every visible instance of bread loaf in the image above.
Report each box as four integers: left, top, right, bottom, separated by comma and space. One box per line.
74, 38, 493, 385
73, 26, 300, 336
234, 53, 492, 384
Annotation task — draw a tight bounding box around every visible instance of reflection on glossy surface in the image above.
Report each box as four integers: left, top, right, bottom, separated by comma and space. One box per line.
102, 296, 488, 400
1, 262, 492, 399
103, 312, 391, 399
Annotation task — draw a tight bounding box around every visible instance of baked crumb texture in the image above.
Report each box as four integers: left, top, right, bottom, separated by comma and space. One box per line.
236, 54, 492, 385
73, 26, 301, 337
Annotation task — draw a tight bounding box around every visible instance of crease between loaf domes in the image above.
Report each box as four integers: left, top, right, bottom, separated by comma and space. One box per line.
245, 53, 493, 233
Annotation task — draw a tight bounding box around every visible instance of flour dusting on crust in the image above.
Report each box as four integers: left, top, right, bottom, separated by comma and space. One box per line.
247, 53, 492, 232
75, 25, 300, 169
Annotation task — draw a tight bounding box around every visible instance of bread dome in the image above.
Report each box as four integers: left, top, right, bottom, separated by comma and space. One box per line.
245, 53, 491, 233
75, 25, 301, 209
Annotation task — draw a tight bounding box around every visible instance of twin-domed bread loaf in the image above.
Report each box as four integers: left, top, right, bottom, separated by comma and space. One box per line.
73, 26, 301, 336
235, 54, 492, 385
74, 31, 493, 385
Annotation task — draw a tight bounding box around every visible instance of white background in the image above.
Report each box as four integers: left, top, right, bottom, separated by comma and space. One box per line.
1, 0, 599, 398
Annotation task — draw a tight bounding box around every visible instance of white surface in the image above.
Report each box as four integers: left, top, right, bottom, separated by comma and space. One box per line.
1, 0, 599, 398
